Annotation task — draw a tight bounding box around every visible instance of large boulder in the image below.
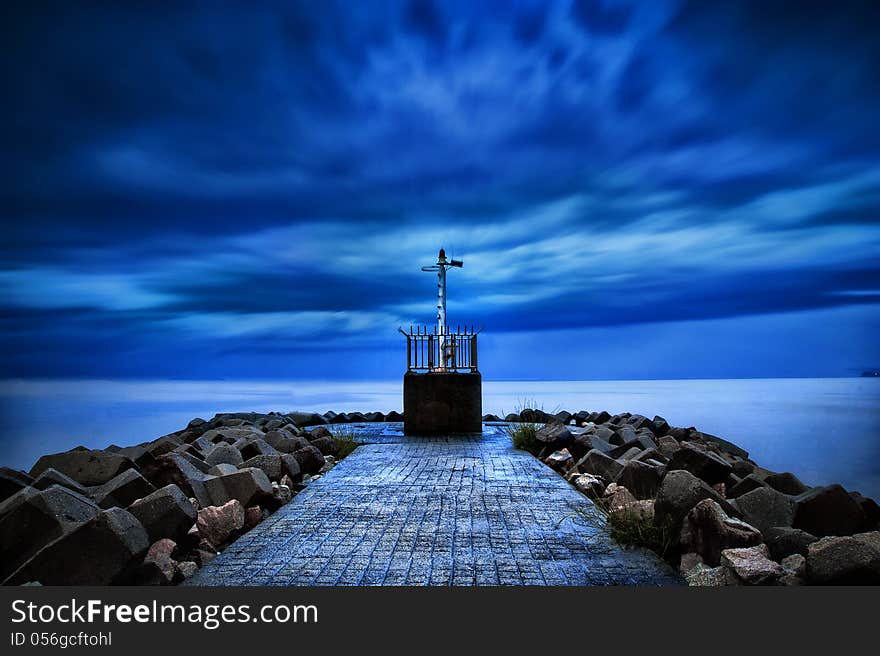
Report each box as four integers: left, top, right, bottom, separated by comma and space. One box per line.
287, 411, 327, 427
263, 430, 296, 452
310, 436, 338, 457
609, 424, 636, 446
693, 431, 749, 460
656, 436, 681, 459
4, 507, 149, 585
667, 444, 732, 485
614, 460, 662, 500
239, 439, 279, 460
575, 449, 624, 482
851, 492, 880, 531
764, 527, 818, 561
203, 468, 273, 507
294, 445, 326, 475
680, 499, 762, 566
29, 449, 136, 487
205, 444, 244, 467
196, 499, 245, 548
91, 469, 156, 509
128, 484, 197, 544
569, 433, 614, 460
307, 426, 333, 440
0, 485, 100, 580
805, 532, 880, 584
0, 467, 33, 502
279, 454, 302, 482
764, 472, 810, 496
239, 455, 283, 481
140, 453, 213, 508
654, 470, 736, 534
727, 473, 768, 499
721, 544, 783, 585
731, 486, 795, 534
31, 468, 88, 495
793, 484, 865, 537
535, 423, 573, 449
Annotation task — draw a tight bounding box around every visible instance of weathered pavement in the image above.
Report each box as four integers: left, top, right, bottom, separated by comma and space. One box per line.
186, 423, 681, 586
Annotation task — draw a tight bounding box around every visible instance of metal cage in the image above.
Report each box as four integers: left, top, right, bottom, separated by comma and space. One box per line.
399, 325, 480, 373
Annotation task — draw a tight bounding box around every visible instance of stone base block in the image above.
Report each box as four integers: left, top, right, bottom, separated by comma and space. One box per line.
403, 371, 482, 435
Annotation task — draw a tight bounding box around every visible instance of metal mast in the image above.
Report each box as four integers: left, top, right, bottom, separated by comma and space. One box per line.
421, 248, 462, 368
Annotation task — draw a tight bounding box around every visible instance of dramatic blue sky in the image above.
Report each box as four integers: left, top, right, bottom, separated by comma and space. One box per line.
2, 0, 879, 380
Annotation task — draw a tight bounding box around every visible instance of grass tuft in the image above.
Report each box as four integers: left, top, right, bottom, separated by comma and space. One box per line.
502, 398, 546, 455
331, 427, 363, 460
596, 501, 677, 559
505, 422, 540, 454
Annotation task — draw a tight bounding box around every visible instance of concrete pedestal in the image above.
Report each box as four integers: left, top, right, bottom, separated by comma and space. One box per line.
403, 371, 482, 435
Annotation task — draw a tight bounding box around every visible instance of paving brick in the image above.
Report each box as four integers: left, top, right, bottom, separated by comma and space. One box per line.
185, 423, 681, 586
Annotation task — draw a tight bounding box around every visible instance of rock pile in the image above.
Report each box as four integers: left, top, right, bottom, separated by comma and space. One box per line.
0, 410, 366, 586
530, 409, 880, 585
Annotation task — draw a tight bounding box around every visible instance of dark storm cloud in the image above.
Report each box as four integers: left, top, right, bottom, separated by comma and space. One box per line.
1, 0, 878, 377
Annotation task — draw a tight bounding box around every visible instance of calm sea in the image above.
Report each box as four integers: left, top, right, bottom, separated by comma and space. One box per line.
1, 378, 878, 499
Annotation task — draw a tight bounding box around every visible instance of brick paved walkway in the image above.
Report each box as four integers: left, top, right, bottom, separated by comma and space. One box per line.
186, 423, 681, 586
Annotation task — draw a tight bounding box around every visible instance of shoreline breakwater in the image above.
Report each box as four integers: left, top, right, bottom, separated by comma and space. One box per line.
1, 408, 878, 586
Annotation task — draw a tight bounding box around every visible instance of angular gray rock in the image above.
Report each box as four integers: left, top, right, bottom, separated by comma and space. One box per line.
294, 445, 326, 475
731, 486, 795, 534
128, 484, 197, 544
0, 485, 100, 581
239, 455, 283, 480
0, 467, 33, 502
805, 532, 880, 584
575, 449, 624, 482
279, 454, 302, 482
307, 426, 333, 440
535, 423, 573, 448
764, 471, 809, 496
203, 467, 273, 507
656, 435, 681, 459
850, 492, 880, 531
310, 436, 338, 457
693, 431, 749, 459
205, 443, 244, 467
793, 484, 865, 537
29, 449, 136, 486
764, 526, 818, 561
31, 467, 88, 495
727, 473, 768, 499
239, 439, 279, 460
680, 499, 762, 566
614, 459, 662, 500
208, 463, 238, 476
654, 470, 737, 534
91, 469, 156, 509
570, 433, 614, 460
141, 453, 214, 508
287, 411, 327, 427
4, 507, 149, 585
667, 444, 733, 485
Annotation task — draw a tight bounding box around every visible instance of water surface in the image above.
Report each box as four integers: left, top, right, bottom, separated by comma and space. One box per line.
1, 378, 878, 498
